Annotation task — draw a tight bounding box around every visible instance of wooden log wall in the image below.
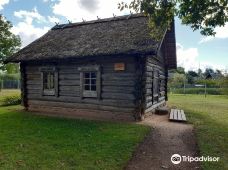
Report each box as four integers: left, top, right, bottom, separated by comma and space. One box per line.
25, 56, 137, 119
144, 56, 166, 114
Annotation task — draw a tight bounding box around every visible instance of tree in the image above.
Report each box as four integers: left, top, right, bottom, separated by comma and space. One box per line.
204, 68, 215, 79
0, 15, 21, 73
118, 0, 228, 40
187, 70, 198, 77
169, 72, 186, 88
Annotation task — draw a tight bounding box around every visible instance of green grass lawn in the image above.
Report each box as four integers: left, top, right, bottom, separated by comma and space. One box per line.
0, 105, 150, 170
168, 94, 228, 170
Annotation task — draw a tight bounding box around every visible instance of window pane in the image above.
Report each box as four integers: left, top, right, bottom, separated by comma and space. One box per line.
91, 79, 96, 85
91, 85, 96, 91
84, 79, 90, 84
91, 72, 96, 78
43, 72, 55, 90
84, 85, 90, 90
84, 73, 90, 78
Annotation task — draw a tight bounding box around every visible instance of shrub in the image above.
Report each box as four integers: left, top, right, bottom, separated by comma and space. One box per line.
1, 94, 21, 106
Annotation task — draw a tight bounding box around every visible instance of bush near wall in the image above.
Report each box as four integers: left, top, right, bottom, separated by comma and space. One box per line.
0, 90, 21, 106
1, 94, 21, 106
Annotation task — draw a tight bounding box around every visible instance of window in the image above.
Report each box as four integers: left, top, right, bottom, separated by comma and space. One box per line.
153, 69, 159, 103
83, 72, 97, 97
78, 66, 101, 99
40, 67, 58, 96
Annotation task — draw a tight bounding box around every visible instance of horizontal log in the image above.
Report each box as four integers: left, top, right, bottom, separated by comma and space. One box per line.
102, 92, 135, 100
159, 96, 165, 101
145, 100, 166, 113
160, 91, 165, 96
27, 80, 41, 85
59, 68, 79, 74
59, 74, 80, 80
59, 80, 80, 86
26, 74, 41, 80
27, 89, 40, 94
59, 90, 80, 97
28, 100, 134, 112
146, 65, 153, 72
102, 86, 135, 93
59, 85, 80, 91
145, 84, 152, 89
145, 89, 152, 95
145, 71, 153, 77
27, 85, 41, 90
27, 94, 135, 108
146, 101, 153, 108
102, 74, 135, 81
102, 80, 135, 86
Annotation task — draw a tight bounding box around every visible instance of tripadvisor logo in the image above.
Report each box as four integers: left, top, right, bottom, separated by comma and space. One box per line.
171, 154, 182, 164
171, 154, 220, 164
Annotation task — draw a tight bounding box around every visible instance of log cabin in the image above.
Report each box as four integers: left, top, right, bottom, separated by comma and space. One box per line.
6, 14, 177, 121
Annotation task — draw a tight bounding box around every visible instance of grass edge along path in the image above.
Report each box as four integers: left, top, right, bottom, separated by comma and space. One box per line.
168, 94, 228, 170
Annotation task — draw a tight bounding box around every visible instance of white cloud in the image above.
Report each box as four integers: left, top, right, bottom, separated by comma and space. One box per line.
52, 0, 131, 22
176, 43, 199, 71
0, 0, 9, 10
199, 23, 228, 43
12, 8, 49, 47
48, 16, 60, 23
11, 22, 49, 48
176, 43, 225, 71
14, 7, 47, 24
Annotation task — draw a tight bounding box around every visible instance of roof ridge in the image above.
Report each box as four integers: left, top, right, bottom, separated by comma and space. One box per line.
51, 13, 146, 30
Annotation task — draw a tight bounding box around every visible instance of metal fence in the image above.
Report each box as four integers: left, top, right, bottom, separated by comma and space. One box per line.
0, 80, 20, 89
169, 84, 224, 96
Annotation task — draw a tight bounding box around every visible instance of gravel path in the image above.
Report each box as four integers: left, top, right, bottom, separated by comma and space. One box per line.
126, 114, 200, 170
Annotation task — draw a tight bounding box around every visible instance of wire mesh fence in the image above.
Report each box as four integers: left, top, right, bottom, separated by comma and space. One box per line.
168, 84, 225, 96
0, 80, 20, 90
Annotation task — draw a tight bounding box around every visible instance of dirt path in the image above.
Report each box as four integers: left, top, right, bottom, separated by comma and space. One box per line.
126, 114, 200, 170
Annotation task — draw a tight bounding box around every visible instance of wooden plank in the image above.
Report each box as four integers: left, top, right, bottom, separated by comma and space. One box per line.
173, 109, 178, 120
177, 109, 182, 121
169, 109, 174, 119
180, 110, 186, 121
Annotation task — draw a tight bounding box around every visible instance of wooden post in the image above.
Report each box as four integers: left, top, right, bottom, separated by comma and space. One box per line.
20, 62, 28, 109
205, 83, 207, 98
134, 56, 146, 121
184, 79, 186, 95
165, 67, 168, 101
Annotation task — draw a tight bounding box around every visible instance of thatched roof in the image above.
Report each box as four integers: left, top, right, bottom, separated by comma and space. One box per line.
6, 14, 176, 69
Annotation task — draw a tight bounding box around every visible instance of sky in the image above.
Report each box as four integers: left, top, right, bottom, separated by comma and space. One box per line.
1, 0, 228, 72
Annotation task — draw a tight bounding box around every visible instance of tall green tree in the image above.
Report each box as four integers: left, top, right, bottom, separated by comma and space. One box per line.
0, 15, 21, 73
119, 0, 228, 40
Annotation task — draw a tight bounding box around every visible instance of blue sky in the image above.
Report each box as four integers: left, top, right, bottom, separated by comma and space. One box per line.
1, 0, 228, 72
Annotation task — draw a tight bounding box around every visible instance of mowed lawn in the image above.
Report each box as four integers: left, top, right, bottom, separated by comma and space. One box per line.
168, 94, 228, 170
0, 105, 150, 169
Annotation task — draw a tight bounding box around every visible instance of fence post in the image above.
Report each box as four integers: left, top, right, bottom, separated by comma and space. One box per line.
17, 79, 20, 89
205, 83, 207, 98
1, 80, 3, 90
